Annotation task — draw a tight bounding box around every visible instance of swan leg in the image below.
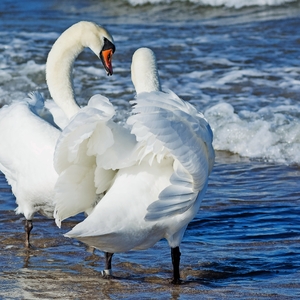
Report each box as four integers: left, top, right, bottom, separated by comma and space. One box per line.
24, 220, 33, 248
171, 246, 181, 284
101, 252, 114, 278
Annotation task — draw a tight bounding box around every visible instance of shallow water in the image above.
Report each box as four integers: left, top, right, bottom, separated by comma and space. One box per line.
1, 0, 300, 299
1, 152, 300, 299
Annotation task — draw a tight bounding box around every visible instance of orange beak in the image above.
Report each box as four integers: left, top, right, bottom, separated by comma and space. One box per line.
100, 48, 114, 76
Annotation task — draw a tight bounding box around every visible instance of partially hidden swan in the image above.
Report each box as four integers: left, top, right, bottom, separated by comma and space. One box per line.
0, 21, 115, 247
56, 48, 215, 284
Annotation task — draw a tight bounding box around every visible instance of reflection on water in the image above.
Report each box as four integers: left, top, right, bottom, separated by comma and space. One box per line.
1, 152, 300, 299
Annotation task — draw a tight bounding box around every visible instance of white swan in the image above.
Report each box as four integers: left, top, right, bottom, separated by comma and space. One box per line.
60, 48, 215, 284
0, 21, 116, 247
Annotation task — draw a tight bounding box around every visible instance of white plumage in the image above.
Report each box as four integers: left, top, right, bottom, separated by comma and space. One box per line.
0, 95, 59, 221
53, 94, 136, 226
0, 21, 115, 247
57, 48, 215, 283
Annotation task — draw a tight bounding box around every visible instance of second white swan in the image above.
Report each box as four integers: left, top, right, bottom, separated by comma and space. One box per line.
56, 48, 215, 284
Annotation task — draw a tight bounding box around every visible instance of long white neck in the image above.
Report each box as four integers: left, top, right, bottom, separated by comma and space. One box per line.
46, 21, 112, 120
131, 48, 161, 94
46, 24, 84, 119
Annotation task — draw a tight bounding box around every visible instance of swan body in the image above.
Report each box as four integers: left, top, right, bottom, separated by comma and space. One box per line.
62, 48, 215, 283
0, 95, 59, 221
0, 21, 116, 247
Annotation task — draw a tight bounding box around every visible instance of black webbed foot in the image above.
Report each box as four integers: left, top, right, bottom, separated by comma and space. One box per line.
101, 269, 113, 279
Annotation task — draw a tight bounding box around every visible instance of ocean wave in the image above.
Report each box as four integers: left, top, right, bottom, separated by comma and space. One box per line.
126, 0, 297, 8
205, 103, 300, 165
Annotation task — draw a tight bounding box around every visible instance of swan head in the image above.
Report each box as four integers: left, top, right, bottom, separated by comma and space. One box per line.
79, 22, 115, 76
131, 48, 161, 95
45, 21, 116, 119
100, 38, 115, 76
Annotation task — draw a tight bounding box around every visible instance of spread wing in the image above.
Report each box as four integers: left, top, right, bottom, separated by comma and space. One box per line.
53, 94, 136, 227
127, 90, 215, 221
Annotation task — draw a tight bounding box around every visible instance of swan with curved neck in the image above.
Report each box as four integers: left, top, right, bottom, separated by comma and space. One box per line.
46, 21, 115, 120
61, 48, 215, 284
0, 21, 116, 248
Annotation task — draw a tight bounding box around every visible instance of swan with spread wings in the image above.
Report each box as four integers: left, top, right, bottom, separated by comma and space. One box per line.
56, 48, 215, 284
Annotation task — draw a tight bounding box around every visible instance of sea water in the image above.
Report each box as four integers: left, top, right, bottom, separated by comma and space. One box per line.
0, 0, 300, 299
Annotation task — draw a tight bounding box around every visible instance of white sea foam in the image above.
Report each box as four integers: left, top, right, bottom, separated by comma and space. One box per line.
126, 0, 297, 8
205, 102, 300, 165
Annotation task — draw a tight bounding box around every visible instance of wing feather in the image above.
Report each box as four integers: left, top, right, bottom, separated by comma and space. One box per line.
128, 90, 215, 221
53, 95, 119, 226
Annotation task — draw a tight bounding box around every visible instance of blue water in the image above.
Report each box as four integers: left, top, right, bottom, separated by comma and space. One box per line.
0, 0, 300, 299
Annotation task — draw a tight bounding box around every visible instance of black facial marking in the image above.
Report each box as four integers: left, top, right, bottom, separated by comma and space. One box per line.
102, 37, 115, 53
